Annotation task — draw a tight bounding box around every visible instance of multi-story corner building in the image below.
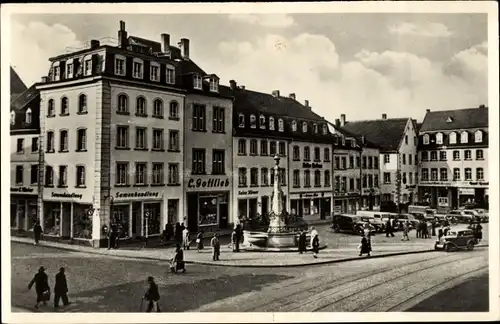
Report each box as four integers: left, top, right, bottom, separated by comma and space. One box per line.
341, 113, 418, 212
230, 84, 335, 223
34, 20, 217, 246
10, 84, 41, 232
418, 106, 489, 211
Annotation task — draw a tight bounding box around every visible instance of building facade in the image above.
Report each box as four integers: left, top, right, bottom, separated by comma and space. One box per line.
418, 106, 489, 211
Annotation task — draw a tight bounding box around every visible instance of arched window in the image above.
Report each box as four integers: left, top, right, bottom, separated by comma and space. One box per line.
25, 108, 32, 124
436, 132, 443, 144
169, 101, 178, 119
47, 99, 55, 116
278, 119, 284, 132
291, 120, 297, 132
269, 117, 275, 130
153, 99, 164, 117
474, 130, 483, 143
59, 129, 69, 152
302, 122, 308, 133
136, 96, 147, 116
423, 134, 430, 145
117, 94, 128, 113
449, 132, 457, 144
78, 94, 87, 113
61, 97, 69, 115
10, 111, 15, 125
461, 131, 468, 144
259, 115, 266, 129
238, 113, 245, 128
250, 114, 256, 128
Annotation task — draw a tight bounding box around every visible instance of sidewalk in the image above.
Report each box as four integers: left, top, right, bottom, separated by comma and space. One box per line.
13, 235, 486, 268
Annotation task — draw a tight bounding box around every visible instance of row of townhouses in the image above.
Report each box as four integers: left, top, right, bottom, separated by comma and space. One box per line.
10, 20, 489, 247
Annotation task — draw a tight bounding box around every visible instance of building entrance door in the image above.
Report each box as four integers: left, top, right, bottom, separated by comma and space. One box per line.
261, 196, 269, 217
249, 198, 258, 220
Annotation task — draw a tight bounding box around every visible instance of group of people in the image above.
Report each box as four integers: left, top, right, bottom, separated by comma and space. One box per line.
297, 227, 320, 258
28, 266, 70, 310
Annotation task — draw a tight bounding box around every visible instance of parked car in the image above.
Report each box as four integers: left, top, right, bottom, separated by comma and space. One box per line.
446, 210, 475, 224
359, 216, 384, 233
434, 228, 477, 252
474, 209, 489, 223
331, 214, 375, 236
395, 214, 418, 230
462, 209, 489, 223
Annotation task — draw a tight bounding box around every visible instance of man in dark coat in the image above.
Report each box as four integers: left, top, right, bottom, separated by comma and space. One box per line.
33, 221, 42, 246
144, 276, 161, 312
298, 230, 307, 254
28, 266, 50, 309
54, 267, 70, 308
234, 224, 242, 252
174, 223, 182, 244
173, 244, 186, 273
385, 218, 394, 237
107, 225, 116, 250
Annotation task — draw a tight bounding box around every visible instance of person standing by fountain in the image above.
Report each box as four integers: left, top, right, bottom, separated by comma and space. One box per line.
211, 233, 221, 261
311, 232, 320, 258
298, 230, 307, 254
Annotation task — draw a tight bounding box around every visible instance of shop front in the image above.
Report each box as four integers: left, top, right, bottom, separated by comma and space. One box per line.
11, 187, 38, 232
332, 192, 360, 214
290, 192, 332, 221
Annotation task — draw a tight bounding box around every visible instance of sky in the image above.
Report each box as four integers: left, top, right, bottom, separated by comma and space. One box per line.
10, 12, 489, 122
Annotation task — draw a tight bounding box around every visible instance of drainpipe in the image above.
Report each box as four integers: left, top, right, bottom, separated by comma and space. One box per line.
331, 142, 335, 217
358, 148, 363, 212
396, 152, 402, 214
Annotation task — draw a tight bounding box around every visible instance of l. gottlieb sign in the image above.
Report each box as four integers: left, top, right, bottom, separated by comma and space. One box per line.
187, 177, 230, 189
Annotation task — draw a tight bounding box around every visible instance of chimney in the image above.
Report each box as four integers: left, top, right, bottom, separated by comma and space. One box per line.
90, 40, 100, 49
304, 100, 309, 108
272, 90, 280, 97
178, 38, 190, 60
479, 104, 486, 109
229, 80, 237, 90
289, 93, 296, 100
340, 114, 346, 127
240, 85, 245, 90
335, 118, 340, 127
426, 109, 431, 113
41, 76, 48, 83
361, 135, 366, 145
382, 113, 387, 120
161, 33, 170, 52
118, 20, 128, 48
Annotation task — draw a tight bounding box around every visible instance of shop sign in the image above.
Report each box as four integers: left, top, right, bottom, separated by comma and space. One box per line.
304, 193, 319, 197
302, 162, 323, 169
188, 178, 230, 189
115, 191, 160, 199
437, 197, 449, 207
51, 192, 83, 199
11, 187, 35, 193
406, 185, 416, 190
238, 190, 259, 195
458, 188, 475, 195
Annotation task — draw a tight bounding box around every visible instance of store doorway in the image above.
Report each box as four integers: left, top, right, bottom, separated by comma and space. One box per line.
261, 196, 269, 217
187, 193, 199, 233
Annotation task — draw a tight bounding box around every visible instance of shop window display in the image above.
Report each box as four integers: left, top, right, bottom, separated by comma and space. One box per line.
43, 203, 61, 235
11, 203, 17, 228
144, 203, 161, 235
72, 204, 93, 239
111, 205, 130, 238
199, 196, 218, 226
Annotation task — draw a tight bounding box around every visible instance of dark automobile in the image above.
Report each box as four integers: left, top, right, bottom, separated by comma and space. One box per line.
434, 228, 477, 252
331, 214, 375, 236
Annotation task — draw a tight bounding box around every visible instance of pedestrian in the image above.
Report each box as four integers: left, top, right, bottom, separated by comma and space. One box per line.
234, 224, 242, 252
107, 225, 116, 250
311, 232, 320, 258
166, 223, 174, 241
115, 225, 121, 249
426, 220, 432, 239
182, 226, 190, 250
438, 227, 444, 240
416, 220, 422, 238
474, 222, 483, 243
385, 217, 394, 237
298, 229, 307, 254
28, 266, 50, 309
161, 224, 168, 246
211, 233, 221, 261
231, 229, 237, 252
359, 234, 371, 257
401, 221, 410, 241
196, 230, 204, 252
431, 218, 437, 236
33, 221, 42, 246
363, 223, 372, 239
174, 244, 186, 273
143, 276, 161, 312
174, 223, 182, 244
54, 267, 70, 308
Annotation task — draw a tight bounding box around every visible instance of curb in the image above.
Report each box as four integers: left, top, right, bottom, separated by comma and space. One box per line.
11, 238, 489, 268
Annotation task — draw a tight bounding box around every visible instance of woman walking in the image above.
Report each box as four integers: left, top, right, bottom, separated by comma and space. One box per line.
196, 230, 204, 252
311, 232, 320, 258
182, 227, 190, 250
28, 266, 50, 309
359, 234, 371, 257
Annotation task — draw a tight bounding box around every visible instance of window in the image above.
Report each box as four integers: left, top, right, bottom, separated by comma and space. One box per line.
278, 119, 284, 132
304, 147, 310, 161
152, 163, 164, 185
169, 101, 179, 119
78, 94, 87, 114
47, 99, 55, 117
117, 94, 128, 113
439, 151, 447, 161
405, 135, 408, 145
250, 114, 257, 128
368, 174, 374, 187
193, 74, 203, 90
362, 175, 367, 188
150, 64, 160, 81
115, 57, 125, 75
465, 168, 472, 180
259, 115, 266, 129
270, 142, 277, 156
293, 170, 300, 187
136, 97, 147, 116
166, 65, 175, 84
291, 120, 297, 132
59, 130, 69, 152
430, 168, 438, 181
453, 168, 460, 181
213, 107, 225, 133
192, 149, 206, 174
58, 165, 68, 187
314, 147, 320, 161
453, 150, 460, 161
30, 165, 38, 184
209, 78, 218, 92
474, 130, 483, 143
302, 122, 308, 133
430, 151, 437, 161
45, 166, 54, 186
53, 66, 60, 80
356, 156, 360, 168
440, 168, 448, 181
292, 146, 300, 161
10, 111, 15, 125
135, 128, 147, 149
66, 63, 73, 78
349, 156, 355, 169
153, 99, 163, 118
116, 163, 129, 185
260, 140, 268, 156
116, 126, 129, 148
461, 132, 468, 143
304, 170, 311, 187
415, 154, 418, 165
408, 154, 412, 165
312, 170, 321, 187
84, 59, 92, 75
25, 108, 32, 123
192, 104, 206, 131
15, 166, 23, 184
261, 168, 269, 186
368, 156, 373, 169
324, 170, 331, 187
476, 149, 484, 160
383, 172, 391, 184
449, 132, 457, 144
334, 156, 340, 169
76, 166, 85, 187
278, 142, 285, 156
324, 148, 330, 162
133, 60, 143, 78
238, 139, 246, 155
238, 114, 245, 128
46, 131, 55, 152
421, 151, 428, 161
476, 168, 484, 181
464, 150, 472, 160
168, 130, 179, 151
238, 168, 247, 187
436, 133, 443, 144
374, 175, 379, 188
341, 157, 347, 169
168, 163, 179, 185
421, 169, 429, 181
269, 117, 275, 130
77, 128, 87, 151
423, 134, 429, 145
335, 176, 341, 191
31, 138, 39, 153
60, 97, 69, 115
250, 168, 258, 186
16, 138, 24, 154
250, 140, 258, 155
362, 156, 367, 169
313, 123, 318, 134
133, 163, 147, 185
212, 150, 225, 175
152, 129, 164, 150
384, 154, 390, 164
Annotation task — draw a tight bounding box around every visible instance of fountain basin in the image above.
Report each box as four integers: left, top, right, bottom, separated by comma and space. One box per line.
243, 230, 323, 251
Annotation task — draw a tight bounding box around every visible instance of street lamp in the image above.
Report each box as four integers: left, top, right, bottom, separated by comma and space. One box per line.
144, 211, 150, 248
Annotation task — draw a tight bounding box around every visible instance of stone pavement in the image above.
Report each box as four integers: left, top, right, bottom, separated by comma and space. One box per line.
9, 235, 473, 267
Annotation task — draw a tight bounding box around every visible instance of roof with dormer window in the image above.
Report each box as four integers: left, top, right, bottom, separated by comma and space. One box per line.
420, 107, 488, 132
11, 67, 28, 101
10, 84, 41, 134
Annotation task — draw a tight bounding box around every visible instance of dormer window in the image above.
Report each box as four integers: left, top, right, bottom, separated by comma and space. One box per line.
423, 134, 430, 145
291, 120, 297, 132
193, 74, 203, 90
269, 117, 275, 130
259, 115, 266, 129
446, 117, 453, 123
461, 131, 468, 144
449, 132, 457, 144
474, 130, 483, 143
278, 119, 284, 132
250, 114, 257, 128
84, 59, 92, 76
53, 65, 60, 81
66, 63, 73, 79
10, 111, 15, 125
209, 78, 219, 92
25, 108, 32, 124
150, 62, 160, 82
436, 132, 443, 144
302, 122, 308, 133
132, 59, 144, 79
313, 123, 318, 134
238, 114, 245, 128
166, 65, 175, 84
115, 55, 126, 76
322, 124, 328, 135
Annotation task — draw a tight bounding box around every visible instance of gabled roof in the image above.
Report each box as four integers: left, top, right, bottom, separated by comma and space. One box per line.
341, 118, 409, 152
419, 107, 488, 132
11, 67, 28, 95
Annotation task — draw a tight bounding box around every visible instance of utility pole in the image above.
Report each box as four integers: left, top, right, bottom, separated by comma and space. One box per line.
396, 153, 402, 214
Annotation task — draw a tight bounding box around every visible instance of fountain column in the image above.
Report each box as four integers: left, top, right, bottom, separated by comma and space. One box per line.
268, 155, 288, 233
